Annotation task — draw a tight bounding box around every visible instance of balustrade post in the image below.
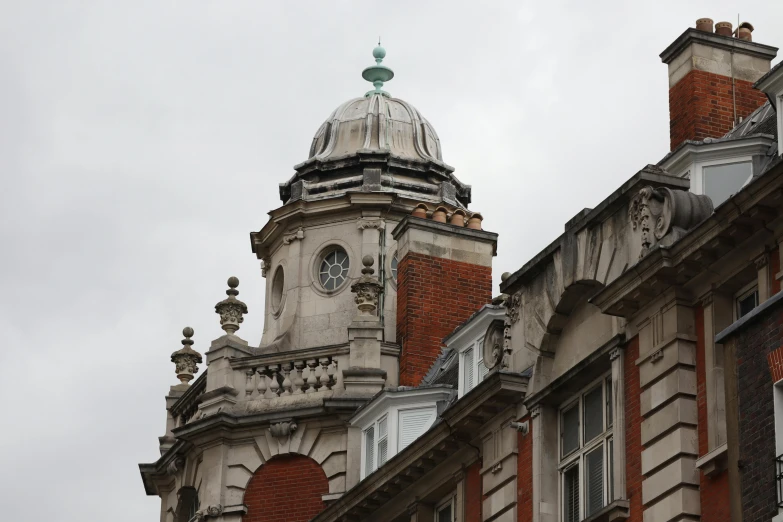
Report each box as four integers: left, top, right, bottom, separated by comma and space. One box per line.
319, 357, 332, 390
268, 364, 281, 396
281, 362, 293, 396
245, 369, 255, 399
293, 361, 305, 395
306, 359, 319, 393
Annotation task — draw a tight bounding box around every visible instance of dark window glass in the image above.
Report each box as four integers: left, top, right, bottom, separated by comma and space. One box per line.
562, 403, 579, 456
583, 386, 603, 443
737, 289, 758, 319
585, 445, 604, 516
564, 464, 580, 522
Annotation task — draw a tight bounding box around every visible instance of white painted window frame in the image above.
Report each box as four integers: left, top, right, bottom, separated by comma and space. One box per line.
690, 157, 754, 199
458, 335, 489, 398
435, 492, 456, 522
558, 372, 614, 522
354, 388, 454, 480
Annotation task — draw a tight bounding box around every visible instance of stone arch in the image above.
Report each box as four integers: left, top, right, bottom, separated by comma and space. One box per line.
242, 454, 329, 522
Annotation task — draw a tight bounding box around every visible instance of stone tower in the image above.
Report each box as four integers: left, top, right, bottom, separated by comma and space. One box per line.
140, 45, 496, 522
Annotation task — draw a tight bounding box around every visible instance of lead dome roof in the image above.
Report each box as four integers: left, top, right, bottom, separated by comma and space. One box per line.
308, 93, 444, 164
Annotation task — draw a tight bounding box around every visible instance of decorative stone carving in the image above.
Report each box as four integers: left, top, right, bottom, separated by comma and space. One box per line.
166, 456, 185, 475
609, 347, 623, 361
629, 186, 713, 258
282, 227, 305, 245
170, 327, 203, 385
507, 291, 522, 324
260, 257, 271, 278
357, 218, 385, 230
350, 255, 383, 316
530, 405, 541, 418
215, 277, 248, 335
269, 420, 297, 439
192, 504, 223, 521
483, 319, 506, 370
754, 253, 769, 270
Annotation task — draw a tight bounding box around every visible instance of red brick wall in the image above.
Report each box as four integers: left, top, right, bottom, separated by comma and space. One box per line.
465, 459, 482, 522
517, 415, 533, 522
668, 69, 767, 151
695, 305, 731, 521
625, 336, 643, 522
242, 455, 328, 522
396, 251, 492, 386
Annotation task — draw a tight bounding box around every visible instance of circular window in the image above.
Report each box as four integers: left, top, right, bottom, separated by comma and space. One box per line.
319, 247, 350, 291
391, 253, 398, 282
271, 266, 285, 314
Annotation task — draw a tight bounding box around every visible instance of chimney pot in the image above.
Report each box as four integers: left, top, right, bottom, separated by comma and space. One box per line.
738, 21, 754, 41
695, 18, 714, 33
715, 21, 733, 37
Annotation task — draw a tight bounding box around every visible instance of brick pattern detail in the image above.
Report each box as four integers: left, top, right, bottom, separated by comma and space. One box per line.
695, 305, 731, 521
668, 69, 768, 151
396, 252, 492, 386
242, 455, 328, 522
516, 416, 533, 522
465, 459, 482, 522
768, 346, 783, 383
733, 301, 783, 522
624, 336, 643, 522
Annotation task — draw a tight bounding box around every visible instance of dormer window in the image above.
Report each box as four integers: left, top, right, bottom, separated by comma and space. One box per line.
701, 160, 753, 204
459, 338, 489, 397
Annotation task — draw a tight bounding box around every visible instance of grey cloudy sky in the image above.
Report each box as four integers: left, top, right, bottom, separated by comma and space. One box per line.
1, 1, 780, 519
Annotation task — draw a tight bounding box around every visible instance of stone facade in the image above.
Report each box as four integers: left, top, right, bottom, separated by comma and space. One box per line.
140, 21, 783, 522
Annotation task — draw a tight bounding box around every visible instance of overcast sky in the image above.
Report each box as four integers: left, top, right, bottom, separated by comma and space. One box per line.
1, 1, 780, 519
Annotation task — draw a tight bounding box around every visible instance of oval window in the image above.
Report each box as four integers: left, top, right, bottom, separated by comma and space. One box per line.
319, 247, 350, 291
271, 266, 285, 313
391, 253, 398, 282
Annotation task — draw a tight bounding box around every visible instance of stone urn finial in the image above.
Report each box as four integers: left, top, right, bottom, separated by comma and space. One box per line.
351, 255, 384, 316
215, 277, 248, 335
171, 327, 203, 385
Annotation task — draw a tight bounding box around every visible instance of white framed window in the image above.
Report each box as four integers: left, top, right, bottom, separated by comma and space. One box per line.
363, 415, 388, 477
735, 282, 759, 320
459, 337, 489, 397
559, 374, 614, 521
436, 493, 456, 522
689, 158, 753, 206
398, 407, 437, 451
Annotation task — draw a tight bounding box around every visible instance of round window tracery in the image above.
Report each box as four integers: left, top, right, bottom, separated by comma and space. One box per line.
319, 247, 350, 291
271, 266, 285, 313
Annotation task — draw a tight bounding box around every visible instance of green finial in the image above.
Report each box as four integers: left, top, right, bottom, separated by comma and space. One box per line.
362, 40, 394, 97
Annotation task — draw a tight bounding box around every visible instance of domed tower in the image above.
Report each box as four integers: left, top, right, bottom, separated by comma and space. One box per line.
251, 45, 488, 378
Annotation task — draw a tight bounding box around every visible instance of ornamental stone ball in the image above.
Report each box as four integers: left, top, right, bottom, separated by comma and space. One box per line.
362, 255, 374, 272
183, 326, 194, 339
352, 254, 383, 316
227, 276, 239, 291
171, 326, 202, 385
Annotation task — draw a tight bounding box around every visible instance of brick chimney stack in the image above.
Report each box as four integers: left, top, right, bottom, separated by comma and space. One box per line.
660, 19, 778, 151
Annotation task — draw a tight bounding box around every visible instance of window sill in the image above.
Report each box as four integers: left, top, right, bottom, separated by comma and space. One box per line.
582, 500, 630, 522
695, 442, 728, 477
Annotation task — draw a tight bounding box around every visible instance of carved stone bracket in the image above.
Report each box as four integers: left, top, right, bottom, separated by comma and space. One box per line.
166, 456, 185, 476
171, 327, 203, 385
754, 252, 770, 270
269, 420, 297, 439
629, 186, 713, 259
260, 257, 271, 278
507, 291, 522, 324
351, 255, 383, 316
530, 405, 541, 419
192, 505, 223, 521
283, 227, 305, 245
609, 347, 623, 361
215, 277, 248, 335
357, 218, 386, 230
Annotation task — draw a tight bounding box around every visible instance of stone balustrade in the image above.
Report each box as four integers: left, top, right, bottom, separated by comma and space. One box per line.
241, 356, 338, 399
171, 372, 206, 427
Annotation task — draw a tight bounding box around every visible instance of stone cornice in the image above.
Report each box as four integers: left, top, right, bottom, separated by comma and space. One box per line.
660, 28, 778, 64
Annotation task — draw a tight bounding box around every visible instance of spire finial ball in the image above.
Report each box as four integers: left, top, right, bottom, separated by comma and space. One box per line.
373, 45, 386, 61
362, 255, 374, 268
183, 326, 194, 338
227, 276, 239, 289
